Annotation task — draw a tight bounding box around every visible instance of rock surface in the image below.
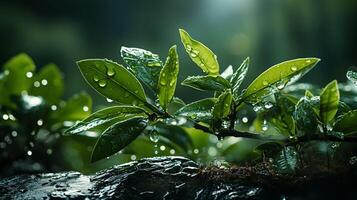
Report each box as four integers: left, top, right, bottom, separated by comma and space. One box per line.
0, 156, 356, 199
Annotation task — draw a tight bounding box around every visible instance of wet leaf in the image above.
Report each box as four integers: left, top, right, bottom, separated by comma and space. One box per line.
274, 146, 298, 174
334, 110, 357, 134
231, 57, 249, 99
242, 58, 320, 104
91, 117, 148, 162
120, 47, 163, 91
158, 45, 179, 110
179, 29, 219, 76
212, 91, 232, 119
50, 92, 92, 122
181, 75, 230, 92
64, 106, 146, 136
293, 97, 319, 136
174, 98, 217, 123
346, 70, 357, 85
28, 64, 64, 104
320, 80, 340, 124
77, 59, 147, 107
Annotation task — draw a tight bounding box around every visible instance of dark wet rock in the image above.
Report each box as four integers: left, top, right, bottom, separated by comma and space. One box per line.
0, 156, 356, 199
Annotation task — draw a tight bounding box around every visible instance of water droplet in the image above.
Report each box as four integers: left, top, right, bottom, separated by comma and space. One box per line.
106, 67, 115, 77
130, 154, 137, 160
27, 150, 32, 156
291, 66, 297, 71
2, 114, 9, 120
46, 149, 53, 155
37, 119, 43, 126
26, 72, 33, 78
106, 98, 113, 102
208, 147, 217, 156
34, 81, 40, 87
11, 131, 17, 137
51, 105, 57, 111
277, 82, 285, 90
242, 117, 249, 123
41, 79, 48, 86
190, 52, 197, 58
93, 75, 100, 82
82, 106, 89, 112
186, 44, 192, 51
263, 80, 269, 86
160, 80, 166, 86
264, 102, 273, 109
4, 70, 10, 75
169, 149, 176, 155
162, 73, 166, 77
306, 59, 311, 63
154, 150, 159, 155
192, 50, 199, 55
222, 120, 230, 128
193, 149, 200, 154
149, 129, 159, 143
132, 100, 138, 106
98, 80, 107, 87
160, 145, 166, 151
169, 80, 175, 87
262, 120, 268, 132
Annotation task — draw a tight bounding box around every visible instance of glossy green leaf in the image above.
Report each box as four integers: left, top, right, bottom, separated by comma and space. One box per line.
64, 106, 146, 136
77, 59, 147, 107
120, 47, 163, 91
334, 110, 357, 134
50, 92, 92, 122
167, 97, 186, 114
174, 98, 217, 123
212, 91, 232, 119
231, 57, 249, 98
293, 97, 319, 136
91, 117, 148, 162
320, 80, 340, 124
179, 29, 219, 75
181, 75, 230, 92
158, 45, 179, 110
28, 64, 64, 104
154, 122, 194, 151
221, 65, 234, 80
242, 58, 320, 104
346, 70, 357, 85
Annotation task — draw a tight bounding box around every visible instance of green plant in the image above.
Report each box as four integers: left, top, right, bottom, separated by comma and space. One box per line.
0, 53, 92, 174
66, 29, 357, 172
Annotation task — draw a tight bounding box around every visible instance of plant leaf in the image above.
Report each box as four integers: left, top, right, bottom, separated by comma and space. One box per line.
231, 57, 249, 98
91, 117, 148, 162
242, 58, 320, 104
181, 75, 230, 92
120, 47, 163, 91
64, 106, 146, 136
221, 65, 234, 80
158, 45, 179, 110
346, 70, 357, 85
334, 110, 357, 134
174, 98, 217, 123
179, 29, 219, 76
28, 64, 64, 104
320, 80, 340, 124
212, 91, 232, 119
77, 59, 147, 107
293, 96, 319, 136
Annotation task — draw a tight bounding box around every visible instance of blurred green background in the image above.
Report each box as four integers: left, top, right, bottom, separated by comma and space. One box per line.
1, 0, 356, 104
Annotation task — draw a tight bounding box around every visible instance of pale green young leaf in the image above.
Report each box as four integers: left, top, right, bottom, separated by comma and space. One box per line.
242, 58, 320, 104
120, 47, 162, 91
179, 29, 219, 76
181, 75, 230, 92
77, 59, 147, 107
212, 91, 232, 119
158, 45, 179, 110
320, 80, 340, 124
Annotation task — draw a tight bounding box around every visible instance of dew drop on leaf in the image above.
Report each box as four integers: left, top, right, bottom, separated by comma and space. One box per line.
93, 75, 100, 82
291, 66, 297, 71
26, 72, 33, 78
149, 129, 159, 143
27, 150, 32, 156
98, 79, 107, 87
106, 98, 113, 102
106, 67, 115, 77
